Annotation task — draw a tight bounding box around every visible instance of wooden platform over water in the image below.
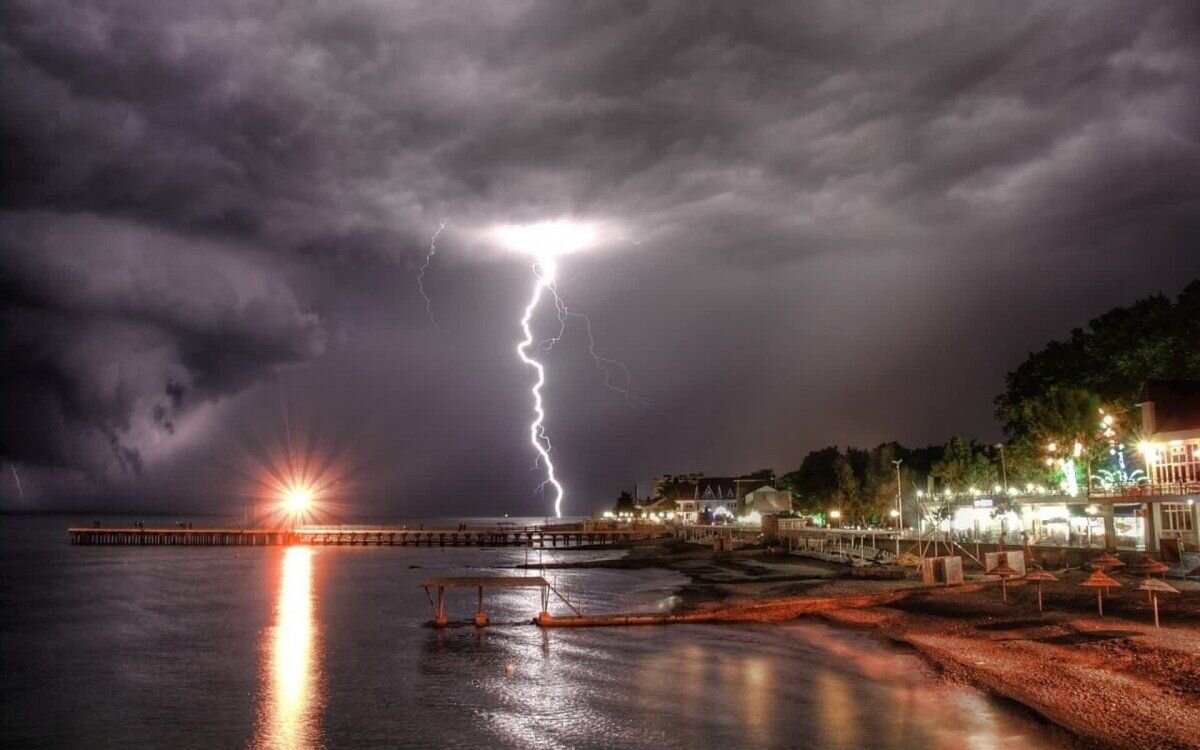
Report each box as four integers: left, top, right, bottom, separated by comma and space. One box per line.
420, 575, 553, 627
67, 525, 660, 548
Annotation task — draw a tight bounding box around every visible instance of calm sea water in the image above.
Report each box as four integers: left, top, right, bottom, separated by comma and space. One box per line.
1, 515, 1069, 749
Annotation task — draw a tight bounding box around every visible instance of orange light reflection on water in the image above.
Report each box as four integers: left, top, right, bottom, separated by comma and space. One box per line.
252, 547, 321, 750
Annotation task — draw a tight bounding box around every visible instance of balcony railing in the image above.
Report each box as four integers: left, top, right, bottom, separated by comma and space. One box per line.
1088, 481, 1200, 499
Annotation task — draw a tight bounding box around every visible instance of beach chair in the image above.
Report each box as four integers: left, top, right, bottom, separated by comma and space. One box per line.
1160, 538, 1200, 580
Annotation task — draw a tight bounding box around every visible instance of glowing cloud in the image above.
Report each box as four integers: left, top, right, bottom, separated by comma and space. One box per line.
493, 220, 598, 259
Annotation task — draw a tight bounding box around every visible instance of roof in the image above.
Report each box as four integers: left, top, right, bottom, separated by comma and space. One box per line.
1141, 379, 1200, 434
696, 477, 738, 500
421, 576, 548, 588
747, 485, 783, 495
642, 496, 677, 511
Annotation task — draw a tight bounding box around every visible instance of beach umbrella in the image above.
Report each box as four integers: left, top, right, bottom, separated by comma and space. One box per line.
1080, 568, 1121, 616
1088, 552, 1125, 597
1024, 569, 1058, 612
1134, 578, 1179, 629
1088, 550, 1125, 571
989, 560, 1021, 603
1127, 556, 1171, 601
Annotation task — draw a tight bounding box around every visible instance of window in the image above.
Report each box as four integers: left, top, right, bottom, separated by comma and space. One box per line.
1162, 503, 1194, 532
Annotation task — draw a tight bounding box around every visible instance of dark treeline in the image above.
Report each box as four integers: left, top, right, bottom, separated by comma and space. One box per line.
778, 281, 1200, 522
778, 439, 1001, 523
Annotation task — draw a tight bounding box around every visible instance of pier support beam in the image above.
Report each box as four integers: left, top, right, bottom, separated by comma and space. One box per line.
435, 586, 448, 627
474, 586, 489, 627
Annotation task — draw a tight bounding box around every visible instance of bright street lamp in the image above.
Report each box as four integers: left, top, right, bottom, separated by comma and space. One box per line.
995, 443, 1008, 493
891, 459, 903, 531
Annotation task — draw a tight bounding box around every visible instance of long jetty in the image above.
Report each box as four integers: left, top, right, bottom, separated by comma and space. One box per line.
67, 525, 660, 548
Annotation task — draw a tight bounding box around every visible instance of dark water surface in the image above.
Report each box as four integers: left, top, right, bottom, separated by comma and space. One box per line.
2, 515, 1069, 749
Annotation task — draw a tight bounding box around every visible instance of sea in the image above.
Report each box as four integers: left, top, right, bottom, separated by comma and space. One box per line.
0, 514, 1072, 749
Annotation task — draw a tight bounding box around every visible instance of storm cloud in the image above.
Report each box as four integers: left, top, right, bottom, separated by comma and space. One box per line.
2, 1, 1199, 512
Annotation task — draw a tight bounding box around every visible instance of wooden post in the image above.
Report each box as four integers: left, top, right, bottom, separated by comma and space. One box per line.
436, 586, 447, 627
1153, 593, 1160, 629
1097, 588, 1103, 616
475, 586, 489, 627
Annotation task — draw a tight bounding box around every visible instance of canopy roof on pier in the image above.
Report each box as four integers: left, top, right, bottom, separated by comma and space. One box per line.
421, 576, 549, 588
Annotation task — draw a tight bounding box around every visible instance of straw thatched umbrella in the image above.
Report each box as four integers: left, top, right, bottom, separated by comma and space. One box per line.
1088, 551, 1125, 597
1080, 568, 1121, 616
1024, 569, 1058, 612
1127, 556, 1171, 601
989, 559, 1021, 603
1089, 550, 1125, 571
1134, 578, 1179, 629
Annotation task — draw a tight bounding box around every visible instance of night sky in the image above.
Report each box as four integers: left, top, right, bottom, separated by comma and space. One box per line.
2, 1, 1199, 515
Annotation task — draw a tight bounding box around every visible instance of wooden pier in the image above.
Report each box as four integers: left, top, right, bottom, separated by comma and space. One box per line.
421, 576, 551, 627
68, 525, 661, 548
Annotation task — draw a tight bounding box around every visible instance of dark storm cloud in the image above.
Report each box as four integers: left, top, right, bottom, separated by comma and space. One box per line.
1, 1, 1198, 509
0, 211, 325, 480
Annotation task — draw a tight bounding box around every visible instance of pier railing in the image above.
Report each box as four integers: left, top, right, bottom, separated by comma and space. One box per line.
68, 525, 669, 548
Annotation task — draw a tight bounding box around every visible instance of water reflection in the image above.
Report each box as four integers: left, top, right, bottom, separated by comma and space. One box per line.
252, 547, 321, 750
817, 671, 860, 747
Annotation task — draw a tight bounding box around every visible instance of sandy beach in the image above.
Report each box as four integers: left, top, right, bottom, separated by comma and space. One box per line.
534, 539, 1200, 750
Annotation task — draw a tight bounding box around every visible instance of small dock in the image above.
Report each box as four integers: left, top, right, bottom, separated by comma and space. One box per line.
421, 576, 551, 627
68, 525, 659, 547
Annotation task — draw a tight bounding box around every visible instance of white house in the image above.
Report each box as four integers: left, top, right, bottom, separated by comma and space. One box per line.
676, 478, 739, 524
744, 486, 793, 515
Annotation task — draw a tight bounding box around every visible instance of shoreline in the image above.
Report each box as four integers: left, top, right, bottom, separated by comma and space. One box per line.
532, 538, 1200, 750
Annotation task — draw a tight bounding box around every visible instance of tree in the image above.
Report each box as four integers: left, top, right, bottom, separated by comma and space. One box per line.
613, 491, 636, 514
831, 453, 862, 521
931, 437, 995, 494
997, 280, 1200, 441
779, 447, 840, 514
862, 443, 904, 522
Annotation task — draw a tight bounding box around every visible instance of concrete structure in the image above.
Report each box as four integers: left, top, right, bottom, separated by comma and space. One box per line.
744, 485, 793, 514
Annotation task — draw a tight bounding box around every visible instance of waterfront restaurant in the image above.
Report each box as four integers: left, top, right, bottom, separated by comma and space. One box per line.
1124, 380, 1200, 551
936, 495, 1146, 550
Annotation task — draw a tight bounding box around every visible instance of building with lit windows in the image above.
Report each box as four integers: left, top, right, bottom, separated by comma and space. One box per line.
669, 476, 767, 524
1135, 380, 1200, 552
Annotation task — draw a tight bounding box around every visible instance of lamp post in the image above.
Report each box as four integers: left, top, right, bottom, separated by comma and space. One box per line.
891, 459, 903, 532
829, 509, 841, 529
889, 508, 901, 556
995, 443, 1008, 493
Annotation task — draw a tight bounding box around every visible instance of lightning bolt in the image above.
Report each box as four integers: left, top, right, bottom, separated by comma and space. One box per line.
9, 464, 23, 501
517, 255, 566, 518
539, 283, 644, 404
416, 221, 447, 329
